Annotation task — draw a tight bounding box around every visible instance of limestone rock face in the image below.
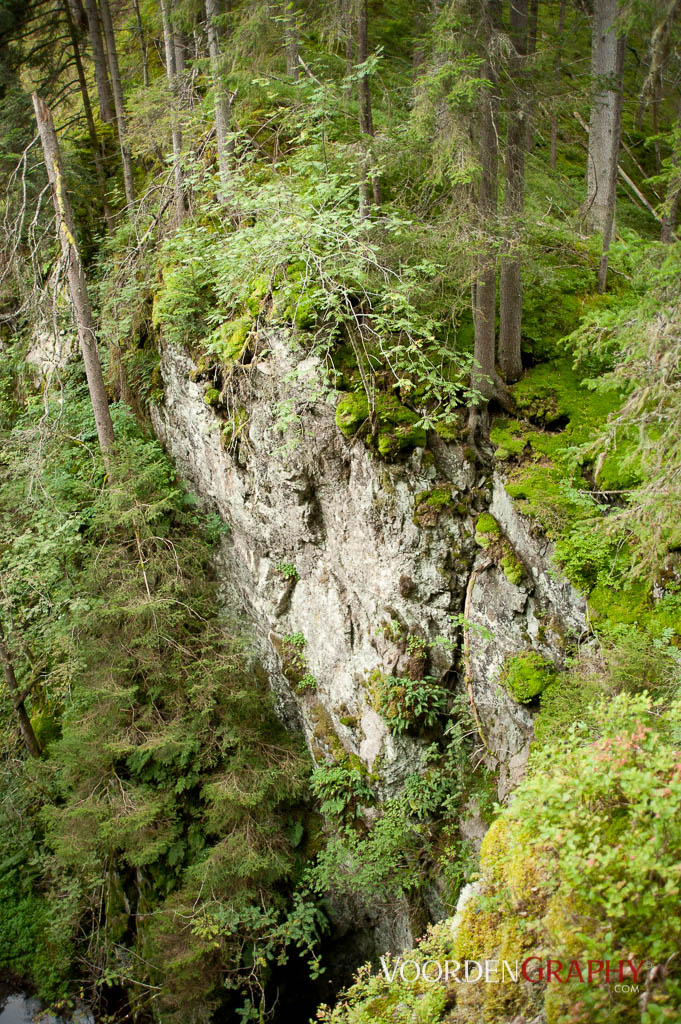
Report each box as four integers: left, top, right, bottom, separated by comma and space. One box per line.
152, 335, 480, 796
152, 336, 587, 804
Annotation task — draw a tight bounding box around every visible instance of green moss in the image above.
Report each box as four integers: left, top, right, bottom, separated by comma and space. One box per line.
335, 392, 426, 458
203, 387, 220, 407
588, 581, 650, 626
206, 315, 253, 365
489, 417, 527, 458
490, 361, 624, 541
595, 437, 644, 492
270, 263, 320, 329
245, 273, 270, 315
474, 512, 501, 548
433, 415, 461, 442
501, 550, 524, 586
502, 651, 557, 704
413, 486, 453, 527
375, 394, 427, 457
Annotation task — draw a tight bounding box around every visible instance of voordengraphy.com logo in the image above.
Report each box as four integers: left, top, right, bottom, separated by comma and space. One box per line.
380, 957, 646, 992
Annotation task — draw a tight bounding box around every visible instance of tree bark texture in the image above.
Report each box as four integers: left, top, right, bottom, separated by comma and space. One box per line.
160, 0, 186, 221
586, 0, 625, 235
357, 0, 380, 211
499, 0, 530, 384
0, 631, 41, 759
83, 0, 115, 124
283, 1, 300, 78
205, 0, 232, 185
133, 0, 150, 87
99, 0, 136, 208
62, 0, 115, 232
32, 94, 116, 455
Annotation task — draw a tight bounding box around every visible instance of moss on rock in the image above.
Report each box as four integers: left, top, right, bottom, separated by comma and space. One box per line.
474, 512, 501, 548
335, 391, 426, 458
501, 650, 557, 703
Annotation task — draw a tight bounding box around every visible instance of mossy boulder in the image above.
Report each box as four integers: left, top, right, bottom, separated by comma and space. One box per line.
335, 392, 426, 458
501, 650, 557, 703
336, 392, 370, 437
375, 395, 427, 457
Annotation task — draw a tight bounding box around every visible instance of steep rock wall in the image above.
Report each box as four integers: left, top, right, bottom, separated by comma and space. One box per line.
151, 336, 586, 799
149, 334, 588, 955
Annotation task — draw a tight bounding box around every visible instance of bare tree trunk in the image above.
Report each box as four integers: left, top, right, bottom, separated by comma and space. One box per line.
471, 71, 499, 414
468, 1, 515, 443
499, 0, 529, 384
283, 1, 300, 78
132, 0, 150, 88
0, 629, 41, 759
550, 0, 566, 170
84, 0, 115, 124
357, 0, 380, 211
160, 0, 186, 221
63, 0, 115, 233
32, 94, 116, 455
205, 0, 232, 185
585, 0, 625, 234
174, 30, 188, 76
596, 27, 625, 290
99, 0, 136, 209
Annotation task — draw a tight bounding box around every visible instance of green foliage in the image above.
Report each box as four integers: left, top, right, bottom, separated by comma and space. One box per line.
275, 561, 299, 581
0, 368, 318, 1019
504, 693, 681, 1022
310, 761, 374, 820
373, 674, 448, 734
277, 631, 312, 687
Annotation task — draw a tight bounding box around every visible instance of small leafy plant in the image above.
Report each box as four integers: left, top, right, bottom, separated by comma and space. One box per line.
276, 561, 300, 581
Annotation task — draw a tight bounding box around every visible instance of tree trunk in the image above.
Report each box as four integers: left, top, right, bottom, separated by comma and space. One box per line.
132, 0, 150, 88
468, 1, 515, 442
84, 0, 115, 124
471, 71, 499, 409
585, 0, 625, 235
499, 0, 530, 384
32, 94, 116, 455
63, 0, 115, 233
550, 0, 566, 170
174, 30, 188, 77
357, 0, 380, 211
0, 630, 41, 759
205, 0, 232, 186
99, 0, 136, 209
160, 0, 186, 221
283, 1, 300, 78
